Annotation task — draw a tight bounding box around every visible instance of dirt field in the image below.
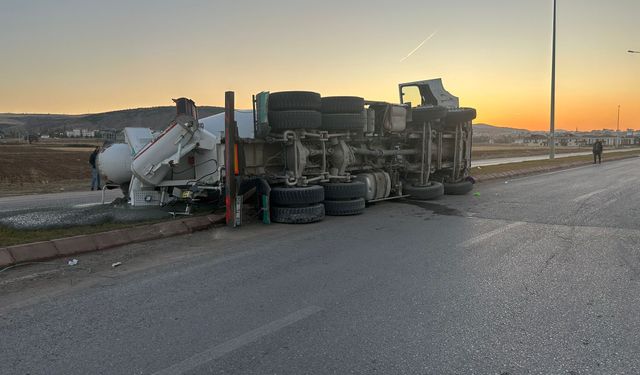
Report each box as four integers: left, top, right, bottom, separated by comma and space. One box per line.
0, 143, 99, 196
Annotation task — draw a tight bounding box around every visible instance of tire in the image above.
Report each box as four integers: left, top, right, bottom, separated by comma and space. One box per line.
270, 185, 324, 206
321, 96, 364, 114
324, 198, 366, 216
268, 110, 321, 130
445, 108, 477, 124
444, 180, 474, 195
268, 91, 321, 111
322, 181, 366, 200
404, 181, 444, 200
410, 106, 448, 124
271, 204, 325, 224
321, 113, 365, 130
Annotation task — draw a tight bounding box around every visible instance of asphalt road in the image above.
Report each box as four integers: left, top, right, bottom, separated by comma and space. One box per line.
2, 157, 640, 374
0, 189, 123, 212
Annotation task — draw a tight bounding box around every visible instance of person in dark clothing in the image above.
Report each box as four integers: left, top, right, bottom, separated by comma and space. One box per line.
592, 140, 603, 164
89, 146, 101, 190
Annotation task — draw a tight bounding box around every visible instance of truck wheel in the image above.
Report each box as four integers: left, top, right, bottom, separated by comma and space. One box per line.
322, 181, 366, 200
445, 107, 476, 124
321, 113, 365, 130
271, 204, 325, 224
268, 91, 321, 111
324, 198, 365, 216
444, 180, 474, 195
270, 185, 324, 206
404, 181, 444, 200
321, 96, 364, 114
268, 110, 322, 130
411, 106, 447, 124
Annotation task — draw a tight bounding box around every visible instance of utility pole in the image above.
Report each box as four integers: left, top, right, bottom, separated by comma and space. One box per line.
617, 104, 621, 148
225, 91, 238, 227
549, 0, 557, 159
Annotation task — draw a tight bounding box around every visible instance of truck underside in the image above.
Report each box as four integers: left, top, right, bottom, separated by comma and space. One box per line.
98, 79, 476, 224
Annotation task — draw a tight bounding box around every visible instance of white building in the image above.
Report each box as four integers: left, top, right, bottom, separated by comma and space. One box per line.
65, 128, 96, 137
81, 129, 96, 137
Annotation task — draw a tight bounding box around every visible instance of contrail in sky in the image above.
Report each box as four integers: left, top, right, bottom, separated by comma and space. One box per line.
400, 30, 438, 62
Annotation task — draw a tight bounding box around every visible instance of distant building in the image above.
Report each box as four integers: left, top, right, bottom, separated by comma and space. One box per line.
513, 131, 638, 147
66, 129, 82, 137
65, 128, 97, 138
81, 129, 96, 137
514, 134, 547, 146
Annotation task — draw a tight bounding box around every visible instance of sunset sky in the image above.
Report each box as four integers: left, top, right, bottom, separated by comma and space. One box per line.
1, 0, 638, 131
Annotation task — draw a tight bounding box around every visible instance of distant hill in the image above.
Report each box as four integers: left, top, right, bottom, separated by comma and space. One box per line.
473, 123, 532, 135
0, 106, 225, 135
0, 112, 547, 139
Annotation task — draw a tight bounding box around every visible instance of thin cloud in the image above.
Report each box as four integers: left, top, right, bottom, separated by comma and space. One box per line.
400, 30, 438, 62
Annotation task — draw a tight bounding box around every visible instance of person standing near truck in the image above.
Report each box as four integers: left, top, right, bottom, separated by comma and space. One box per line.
592, 139, 603, 164
89, 146, 102, 190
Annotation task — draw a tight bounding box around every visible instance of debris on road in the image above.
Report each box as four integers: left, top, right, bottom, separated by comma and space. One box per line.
111, 262, 122, 268
67, 259, 79, 266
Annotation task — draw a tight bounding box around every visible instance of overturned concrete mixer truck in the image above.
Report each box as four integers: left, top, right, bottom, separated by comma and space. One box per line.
98, 78, 476, 224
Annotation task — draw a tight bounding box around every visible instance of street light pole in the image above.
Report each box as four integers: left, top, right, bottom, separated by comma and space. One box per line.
617, 104, 620, 148
549, 0, 557, 159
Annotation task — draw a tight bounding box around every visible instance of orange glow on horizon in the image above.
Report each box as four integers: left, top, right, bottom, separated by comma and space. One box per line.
1, 1, 638, 132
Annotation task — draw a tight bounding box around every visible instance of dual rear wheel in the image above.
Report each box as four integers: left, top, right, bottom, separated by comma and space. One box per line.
403, 179, 474, 199
270, 185, 325, 224
322, 181, 366, 216
269, 180, 367, 223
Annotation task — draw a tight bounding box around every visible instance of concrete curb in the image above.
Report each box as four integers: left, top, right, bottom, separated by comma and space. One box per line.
8, 241, 59, 264
474, 153, 639, 183
0, 248, 16, 268
1, 213, 225, 269
52, 235, 97, 256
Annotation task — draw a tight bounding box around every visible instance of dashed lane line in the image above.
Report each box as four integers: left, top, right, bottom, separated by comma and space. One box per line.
459, 222, 526, 248
152, 305, 324, 375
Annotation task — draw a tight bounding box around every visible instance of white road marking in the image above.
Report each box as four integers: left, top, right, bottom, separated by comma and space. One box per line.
72, 202, 104, 208
152, 306, 324, 375
459, 222, 526, 248
0, 269, 60, 286
573, 188, 607, 203
505, 164, 596, 184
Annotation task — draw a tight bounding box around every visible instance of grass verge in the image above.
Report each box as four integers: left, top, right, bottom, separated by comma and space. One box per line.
0, 220, 166, 247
